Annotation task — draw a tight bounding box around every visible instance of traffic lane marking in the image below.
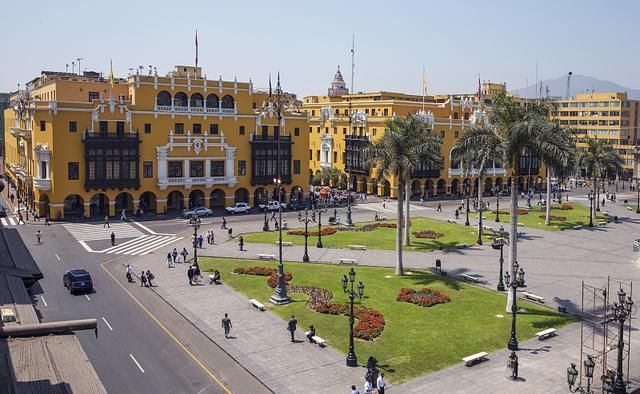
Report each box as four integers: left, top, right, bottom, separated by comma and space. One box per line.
40, 295, 48, 307
85, 294, 91, 301
101, 261, 232, 394
102, 317, 114, 331
129, 354, 145, 373
55, 254, 61, 261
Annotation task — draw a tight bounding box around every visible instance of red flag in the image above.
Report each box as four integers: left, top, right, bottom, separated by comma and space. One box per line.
195, 30, 199, 67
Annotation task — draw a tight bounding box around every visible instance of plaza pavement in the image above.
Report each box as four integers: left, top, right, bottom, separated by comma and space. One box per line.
126, 193, 640, 393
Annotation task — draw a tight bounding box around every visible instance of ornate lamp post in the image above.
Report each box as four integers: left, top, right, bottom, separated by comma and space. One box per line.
609, 287, 634, 394
566, 355, 596, 393
465, 182, 470, 226
504, 260, 526, 350
636, 178, 639, 214
188, 216, 201, 266
298, 208, 312, 262
495, 186, 501, 222
315, 207, 327, 248
491, 226, 507, 291
341, 268, 364, 367
588, 192, 594, 228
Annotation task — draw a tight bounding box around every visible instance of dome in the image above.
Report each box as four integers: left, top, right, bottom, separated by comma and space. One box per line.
328, 66, 349, 97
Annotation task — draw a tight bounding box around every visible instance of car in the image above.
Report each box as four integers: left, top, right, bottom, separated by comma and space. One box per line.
63, 269, 93, 294
289, 199, 312, 210
0, 204, 6, 218
259, 201, 287, 211
225, 202, 251, 214
183, 207, 213, 218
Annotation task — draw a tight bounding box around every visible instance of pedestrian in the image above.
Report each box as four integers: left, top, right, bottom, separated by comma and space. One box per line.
306, 325, 316, 343
437, 203, 442, 212
181, 248, 188, 263
172, 248, 178, 264
198, 234, 203, 248
228, 227, 233, 238
126, 264, 133, 282
140, 271, 147, 287
239, 236, 244, 251
351, 385, 360, 394
420, 197, 424, 206
508, 351, 519, 379
36, 230, 41, 244
187, 266, 194, 285
9, 193, 14, 204
287, 315, 297, 342
221, 313, 232, 338
120, 209, 127, 221
206, 231, 211, 245
211, 230, 215, 245
33, 212, 40, 221
455, 209, 459, 219
110, 231, 116, 246
167, 252, 173, 268
17, 212, 25, 225
221, 217, 227, 229
44, 215, 50, 226
104, 215, 110, 228
602, 198, 605, 207
146, 270, 154, 287
382, 200, 386, 209
271, 210, 276, 221
364, 378, 373, 394
376, 372, 386, 394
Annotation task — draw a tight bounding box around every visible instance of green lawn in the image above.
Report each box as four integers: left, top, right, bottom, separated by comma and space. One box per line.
241, 217, 488, 251
477, 202, 606, 231
200, 257, 575, 383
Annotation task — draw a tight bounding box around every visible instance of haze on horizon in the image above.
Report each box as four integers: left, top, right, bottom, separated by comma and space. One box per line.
2, 0, 639, 97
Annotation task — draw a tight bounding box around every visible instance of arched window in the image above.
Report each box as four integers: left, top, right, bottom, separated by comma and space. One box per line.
174, 92, 188, 107
190, 93, 204, 108
221, 95, 234, 109
206, 94, 219, 108
157, 91, 171, 106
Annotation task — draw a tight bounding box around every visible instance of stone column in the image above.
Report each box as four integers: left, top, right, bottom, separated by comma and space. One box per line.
108, 201, 116, 217
83, 202, 91, 218
157, 198, 168, 214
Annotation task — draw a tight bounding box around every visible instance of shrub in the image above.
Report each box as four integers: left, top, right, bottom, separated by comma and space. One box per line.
412, 230, 444, 239
491, 209, 528, 215
287, 228, 337, 236
552, 204, 574, 210
233, 266, 292, 288
538, 214, 566, 221
396, 287, 450, 307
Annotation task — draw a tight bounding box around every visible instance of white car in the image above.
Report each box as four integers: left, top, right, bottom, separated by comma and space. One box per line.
226, 202, 251, 214
259, 201, 287, 211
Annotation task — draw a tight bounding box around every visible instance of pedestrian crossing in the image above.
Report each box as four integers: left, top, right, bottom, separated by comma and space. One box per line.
0, 216, 24, 226
63, 222, 144, 241
101, 234, 181, 256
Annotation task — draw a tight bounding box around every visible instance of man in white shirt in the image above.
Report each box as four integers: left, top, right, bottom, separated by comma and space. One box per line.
350, 384, 360, 394
364, 379, 373, 394
376, 372, 386, 394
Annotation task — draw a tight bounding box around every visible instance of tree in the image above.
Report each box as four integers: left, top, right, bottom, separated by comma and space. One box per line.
313, 167, 342, 187
364, 114, 442, 275
541, 122, 576, 225
456, 93, 572, 311
576, 138, 623, 217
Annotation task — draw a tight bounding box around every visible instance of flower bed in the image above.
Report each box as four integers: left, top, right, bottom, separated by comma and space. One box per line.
412, 230, 444, 239
289, 285, 385, 340
287, 228, 338, 236
396, 287, 450, 307
234, 266, 292, 288
538, 214, 566, 221
491, 209, 528, 215
551, 204, 574, 210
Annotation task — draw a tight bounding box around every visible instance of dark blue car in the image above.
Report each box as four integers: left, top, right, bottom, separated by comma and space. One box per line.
63, 269, 93, 294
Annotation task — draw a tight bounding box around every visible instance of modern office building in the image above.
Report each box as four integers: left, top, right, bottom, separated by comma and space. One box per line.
3, 65, 309, 219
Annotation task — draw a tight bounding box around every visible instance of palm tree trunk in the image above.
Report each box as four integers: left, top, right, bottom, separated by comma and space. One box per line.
506, 168, 519, 313
478, 174, 483, 243
404, 176, 411, 246
545, 166, 552, 225
396, 173, 404, 276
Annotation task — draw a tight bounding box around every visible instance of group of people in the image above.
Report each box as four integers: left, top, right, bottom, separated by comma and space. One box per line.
187, 263, 201, 285
350, 373, 386, 394
125, 264, 155, 287
168, 247, 190, 267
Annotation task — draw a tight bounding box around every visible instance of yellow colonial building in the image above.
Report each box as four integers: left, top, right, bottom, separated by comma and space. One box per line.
4, 65, 309, 219
554, 92, 639, 179
303, 68, 544, 199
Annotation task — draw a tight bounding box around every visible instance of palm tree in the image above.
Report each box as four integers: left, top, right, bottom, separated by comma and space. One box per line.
541, 123, 576, 225
456, 93, 572, 311
364, 114, 442, 275
576, 138, 623, 217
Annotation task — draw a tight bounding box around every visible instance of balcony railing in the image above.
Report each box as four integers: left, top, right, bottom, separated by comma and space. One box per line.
10, 127, 32, 140
155, 104, 237, 115
33, 178, 51, 191
448, 168, 507, 177
83, 131, 140, 140
159, 176, 232, 188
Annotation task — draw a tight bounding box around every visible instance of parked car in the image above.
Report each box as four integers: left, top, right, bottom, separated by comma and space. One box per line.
63, 269, 93, 294
183, 207, 213, 218
259, 201, 288, 211
289, 199, 312, 210
0, 204, 6, 218
225, 202, 251, 214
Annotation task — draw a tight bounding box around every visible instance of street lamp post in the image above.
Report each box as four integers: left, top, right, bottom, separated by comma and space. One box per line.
188, 216, 201, 266
298, 208, 311, 262
341, 268, 364, 367
636, 179, 639, 214
610, 287, 634, 394
465, 183, 470, 226
492, 226, 507, 291
504, 260, 526, 350
316, 207, 327, 248
495, 187, 501, 222
588, 192, 594, 228
566, 355, 596, 393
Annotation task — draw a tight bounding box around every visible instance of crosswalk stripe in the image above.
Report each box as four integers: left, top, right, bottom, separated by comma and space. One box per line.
1, 218, 7, 226
63, 222, 144, 241
103, 235, 153, 253
109, 236, 161, 255
139, 237, 181, 255
8, 218, 16, 225
125, 236, 179, 255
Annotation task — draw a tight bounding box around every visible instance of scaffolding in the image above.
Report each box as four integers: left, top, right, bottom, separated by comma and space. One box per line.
578, 277, 633, 390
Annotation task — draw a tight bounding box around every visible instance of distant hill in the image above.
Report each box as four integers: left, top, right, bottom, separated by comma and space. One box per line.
511, 74, 640, 100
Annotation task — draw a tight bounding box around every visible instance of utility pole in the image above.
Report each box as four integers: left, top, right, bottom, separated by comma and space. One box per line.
350, 34, 355, 94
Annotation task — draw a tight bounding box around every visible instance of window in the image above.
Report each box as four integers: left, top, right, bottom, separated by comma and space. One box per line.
189, 161, 204, 177
40, 162, 48, 179
383, 108, 389, 116
333, 127, 337, 134
193, 123, 202, 134
99, 121, 108, 134
293, 160, 300, 174
88, 91, 99, 101
211, 161, 225, 176
116, 121, 125, 135
209, 124, 219, 134
373, 128, 377, 136
316, 150, 320, 161
333, 151, 338, 163
39, 121, 46, 132
175, 123, 184, 134
238, 160, 246, 176
144, 123, 151, 134
309, 149, 312, 160
262, 125, 268, 138
317, 127, 321, 133
68, 162, 79, 180
168, 161, 183, 177
343, 128, 347, 135
453, 112, 459, 119
239, 125, 245, 135
69, 121, 77, 133
440, 130, 445, 138
143, 161, 153, 178
454, 131, 459, 138
294, 127, 300, 136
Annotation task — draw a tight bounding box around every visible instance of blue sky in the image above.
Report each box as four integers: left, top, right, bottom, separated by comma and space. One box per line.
2, 0, 639, 96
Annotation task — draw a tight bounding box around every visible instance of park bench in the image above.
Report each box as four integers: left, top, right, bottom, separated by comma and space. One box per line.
462, 351, 488, 366
461, 273, 481, 283
447, 218, 457, 224
572, 225, 582, 230
603, 211, 609, 216
627, 206, 633, 211
305, 332, 327, 347
338, 258, 357, 265
455, 244, 470, 249
522, 292, 545, 303
349, 244, 367, 250
249, 298, 265, 311
257, 254, 275, 260
536, 328, 557, 340
275, 241, 293, 246
598, 221, 607, 226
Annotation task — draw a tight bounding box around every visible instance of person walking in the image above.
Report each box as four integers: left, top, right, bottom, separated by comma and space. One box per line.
120, 209, 127, 221
206, 231, 211, 245
17, 212, 25, 225
221, 217, 227, 229
110, 231, 116, 246
146, 270, 154, 287
44, 215, 50, 226
287, 315, 297, 342
198, 234, 203, 248
187, 266, 194, 285
181, 247, 188, 263
239, 236, 244, 251
221, 313, 232, 338
363, 379, 373, 394
210, 230, 215, 245
172, 248, 178, 264
103, 215, 110, 228
508, 351, 519, 379
228, 228, 233, 238
126, 264, 133, 282
166, 253, 173, 268
437, 202, 442, 212
36, 230, 41, 244
140, 271, 147, 287
376, 373, 386, 394
350, 385, 360, 394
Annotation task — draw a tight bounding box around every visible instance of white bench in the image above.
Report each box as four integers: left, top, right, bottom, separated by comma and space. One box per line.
257, 254, 275, 260
275, 241, 293, 246
338, 258, 357, 265
522, 292, 545, 303
461, 274, 481, 283
455, 244, 470, 249
572, 225, 582, 230
598, 221, 607, 226
627, 206, 633, 211
462, 351, 488, 366
536, 328, 557, 340
305, 332, 327, 347
349, 244, 367, 250
447, 218, 457, 224
249, 298, 265, 311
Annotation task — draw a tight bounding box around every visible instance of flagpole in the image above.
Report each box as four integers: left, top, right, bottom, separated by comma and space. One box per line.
195, 29, 199, 68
